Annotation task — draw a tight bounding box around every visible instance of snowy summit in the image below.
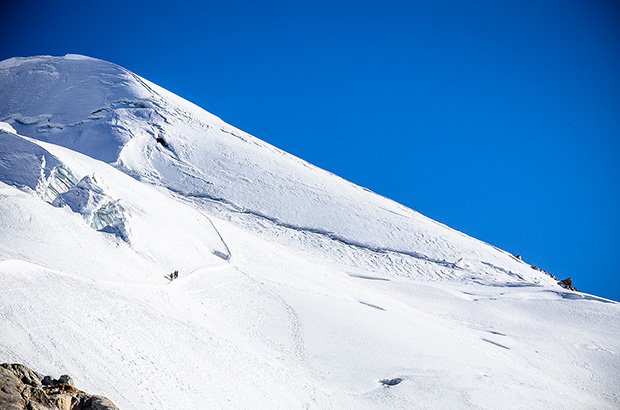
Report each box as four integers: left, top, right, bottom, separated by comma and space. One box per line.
0, 54, 618, 409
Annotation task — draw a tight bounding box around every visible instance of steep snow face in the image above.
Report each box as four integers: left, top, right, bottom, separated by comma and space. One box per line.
1, 55, 619, 410
0, 55, 148, 162
0, 128, 229, 281
0, 129, 61, 190
0, 130, 129, 240
1, 55, 546, 286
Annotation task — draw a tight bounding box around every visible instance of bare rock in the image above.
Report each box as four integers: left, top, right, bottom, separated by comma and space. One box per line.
82, 396, 119, 410
59, 375, 74, 386
0, 363, 119, 410
558, 277, 580, 292
41, 375, 54, 386
0, 365, 24, 410
2, 363, 45, 387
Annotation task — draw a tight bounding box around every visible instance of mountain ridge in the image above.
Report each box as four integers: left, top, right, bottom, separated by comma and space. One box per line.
0, 54, 618, 409
0, 54, 547, 285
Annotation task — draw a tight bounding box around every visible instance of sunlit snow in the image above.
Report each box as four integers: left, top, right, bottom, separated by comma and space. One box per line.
0, 55, 618, 409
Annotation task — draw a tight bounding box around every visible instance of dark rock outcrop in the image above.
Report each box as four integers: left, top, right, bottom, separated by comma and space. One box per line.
0, 363, 118, 410
558, 277, 580, 292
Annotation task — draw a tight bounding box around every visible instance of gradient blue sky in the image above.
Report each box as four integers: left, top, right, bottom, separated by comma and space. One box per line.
2, 0, 619, 300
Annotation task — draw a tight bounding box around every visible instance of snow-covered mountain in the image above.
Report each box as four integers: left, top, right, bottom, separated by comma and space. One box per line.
0, 54, 618, 409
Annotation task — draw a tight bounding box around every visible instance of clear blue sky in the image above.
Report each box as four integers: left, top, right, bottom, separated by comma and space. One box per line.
2, 0, 619, 301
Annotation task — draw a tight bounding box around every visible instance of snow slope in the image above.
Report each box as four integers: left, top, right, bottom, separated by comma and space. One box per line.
0, 55, 618, 409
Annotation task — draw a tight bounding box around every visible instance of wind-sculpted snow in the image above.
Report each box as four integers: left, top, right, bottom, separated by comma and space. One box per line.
0, 128, 61, 191
0, 127, 229, 280
0, 129, 129, 241
1, 55, 542, 285
0, 55, 151, 162
1, 55, 619, 410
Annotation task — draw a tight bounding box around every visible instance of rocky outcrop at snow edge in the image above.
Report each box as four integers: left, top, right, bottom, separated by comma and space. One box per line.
0, 363, 118, 410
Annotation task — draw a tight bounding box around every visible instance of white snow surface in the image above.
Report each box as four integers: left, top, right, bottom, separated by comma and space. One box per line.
0, 55, 618, 409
